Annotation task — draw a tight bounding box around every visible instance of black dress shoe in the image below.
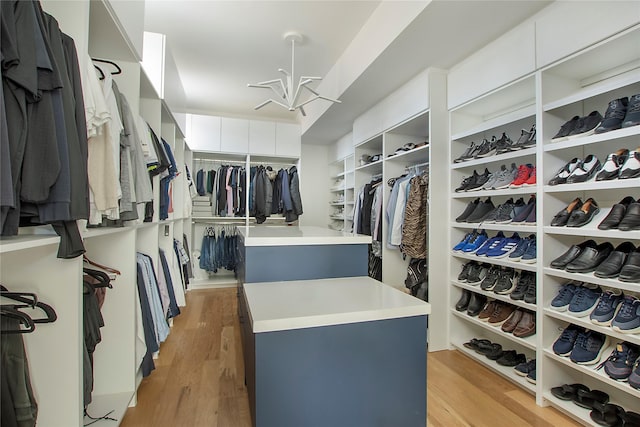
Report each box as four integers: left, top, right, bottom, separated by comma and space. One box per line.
566, 241, 614, 273
550, 240, 597, 269
467, 293, 487, 316
598, 196, 635, 230
567, 198, 600, 227
455, 289, 472, 311
619, 148, 640, 179
619, 247, 640, 283
618, 199, 640, 231
594, 241, 635, 278
551, 198, 582, 226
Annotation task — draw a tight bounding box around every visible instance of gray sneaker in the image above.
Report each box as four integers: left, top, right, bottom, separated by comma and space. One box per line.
492, 163, 518, 189
482, 165, 507, 190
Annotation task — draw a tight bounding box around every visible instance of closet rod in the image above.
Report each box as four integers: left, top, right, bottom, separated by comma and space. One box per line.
195, 159, 246, 165
408, 161, 430, 169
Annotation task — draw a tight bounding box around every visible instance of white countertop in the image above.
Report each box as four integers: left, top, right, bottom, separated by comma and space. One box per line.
244, 276, 430, 333
237, 225, 372, 246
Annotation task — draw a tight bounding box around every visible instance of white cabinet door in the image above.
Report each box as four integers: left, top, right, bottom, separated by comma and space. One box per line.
221, 117, 249, 154
275, 122, 301, 157
187, 114, 221, 152
249, 120, 276, 155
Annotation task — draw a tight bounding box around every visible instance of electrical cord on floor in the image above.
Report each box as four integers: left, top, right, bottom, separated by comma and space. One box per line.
83, 408, 117, 426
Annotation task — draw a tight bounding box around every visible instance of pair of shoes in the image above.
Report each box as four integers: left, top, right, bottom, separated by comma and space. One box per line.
551, 111, 603, 141
594, 241, 637, 279
514, 358, 535, 377
599, 196, 640, 230
598, 147, 640, 180
458, 261, 490, 285
481, 197, 524, 224
509, 270, 536, 303
495, 350, 526, 367
548, 155, 602, 185
599, 342, 640, 381
553, 325, 610, 365
594, 94, 640, 133
590, 402, 640, 427
494, 132, 516, 154
510, 194, 536, 225
551, 197, 600, 227
509, 164, 536, 187
478, 300, 516, 327
508, 234, 537, 264
509, 124, 536, 150
550, 240, 614, 273
466, 292, 487, 316
455, 168, 491, 192
452, 229, 487, 252
453, 141, 480, 163
481, 233, 521, 259
550, 282, 602, 317
501, 307, 536, 337
491, 267, 518, 294
455, 289, 471, 311
455, 197, 496, 223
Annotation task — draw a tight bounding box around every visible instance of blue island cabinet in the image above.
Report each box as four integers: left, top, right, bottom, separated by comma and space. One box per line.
241, 277, 430, 427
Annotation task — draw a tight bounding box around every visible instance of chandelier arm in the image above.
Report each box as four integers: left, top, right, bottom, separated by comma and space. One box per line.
255, 98, 291, 111
299, 105, 307, 117
293, 95, 320, 109
278, 79, 291, 104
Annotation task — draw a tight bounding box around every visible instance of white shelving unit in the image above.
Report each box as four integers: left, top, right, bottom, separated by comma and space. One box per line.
0, 2, 191, 425
447, 14, 640, 421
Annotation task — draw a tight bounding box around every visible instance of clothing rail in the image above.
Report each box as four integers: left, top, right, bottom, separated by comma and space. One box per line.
192, 217, 246, 224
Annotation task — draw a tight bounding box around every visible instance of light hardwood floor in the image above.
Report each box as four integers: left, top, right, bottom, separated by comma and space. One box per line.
120, 288, 579, 427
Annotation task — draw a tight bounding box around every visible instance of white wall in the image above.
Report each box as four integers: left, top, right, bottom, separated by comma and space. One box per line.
299, 144, 330, 227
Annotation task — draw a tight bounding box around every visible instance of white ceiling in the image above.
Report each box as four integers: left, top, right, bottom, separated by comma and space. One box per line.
144, 1, 551, 144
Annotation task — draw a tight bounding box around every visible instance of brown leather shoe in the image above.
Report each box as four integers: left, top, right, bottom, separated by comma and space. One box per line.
488, 302, 516, 326
501, 308, 524, 333
478, 300, 497, 322
513, 310, 536, 337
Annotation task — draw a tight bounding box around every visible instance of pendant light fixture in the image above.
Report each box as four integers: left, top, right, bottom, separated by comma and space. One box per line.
247, 31, 341, 116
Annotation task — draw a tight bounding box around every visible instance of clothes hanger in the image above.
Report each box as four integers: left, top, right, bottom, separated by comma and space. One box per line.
83, 269, 113, 289
91, 58, 122, 75
0, 286, 56, 323
0, 306, 36, 334
83, 255, 121, 275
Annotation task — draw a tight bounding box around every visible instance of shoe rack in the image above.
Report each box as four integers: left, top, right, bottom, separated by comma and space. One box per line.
448, 23, 640, 423
540, 24, 640, 421
449, 71, 540, 394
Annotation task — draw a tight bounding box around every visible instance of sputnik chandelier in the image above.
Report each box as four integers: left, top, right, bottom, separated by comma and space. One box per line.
248, 32, 341, 116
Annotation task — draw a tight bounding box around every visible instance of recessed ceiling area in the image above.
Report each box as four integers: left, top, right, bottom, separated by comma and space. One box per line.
144, 1, 552, 144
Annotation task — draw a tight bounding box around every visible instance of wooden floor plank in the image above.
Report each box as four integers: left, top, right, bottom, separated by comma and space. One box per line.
120, 288, 580, 427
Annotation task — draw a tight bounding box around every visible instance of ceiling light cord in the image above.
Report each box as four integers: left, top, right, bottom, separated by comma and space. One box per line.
248, 32, 341, 117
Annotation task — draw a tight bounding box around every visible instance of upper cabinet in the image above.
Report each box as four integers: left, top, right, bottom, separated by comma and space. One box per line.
221, 117, 250, 154
276, 122, 301, 157
186, 114, 301, 158
249, 121, 277, 156
535, 1, 640, 68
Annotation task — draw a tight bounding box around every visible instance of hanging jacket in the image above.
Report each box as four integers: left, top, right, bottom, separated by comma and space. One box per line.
402, 174, 429, 259
288, 166, 303, 222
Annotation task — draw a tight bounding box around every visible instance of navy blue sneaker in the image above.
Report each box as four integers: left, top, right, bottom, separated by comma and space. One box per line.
462, 230, 489, 254
514, 358, 536, 377
602, 342, 640, 381
526, 368, 536, 384
568, 286, 602, 317
509, 235, 533, 261
629, 359, 640, 390
521, 238, 537, 264
453, 230, 476, 252
570, 330, 610, 365
550, 282, 579, 312
475, 231, 505, 257
612, 295, 640, 334
590, 290, 624, 326
485, 232, 521, 258
553, 324, 584, 356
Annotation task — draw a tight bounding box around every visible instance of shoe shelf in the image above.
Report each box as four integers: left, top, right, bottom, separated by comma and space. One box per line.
453, 280, 537, 312
355, 159, 383, 174
329, 202, 345, 206
451, 188, 536, 199
330, 187, 345, 192
450, 147, 536, 170
543, 308, 640, 347
451, 309, 537, 350
330, 215, 345, 221
543, 267, 640, 295
452, 342, 536, 394
543, 126, 640, 153
386, 144, 429, 164
453, 222, 538, 234
451, 105, 536, 142
542, 393, 599, 427
543, 222, 640, 241
540, 25, 640, 110
543, 349, 640, 400
543, 178, 640, 194
453, 252, 537, 272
